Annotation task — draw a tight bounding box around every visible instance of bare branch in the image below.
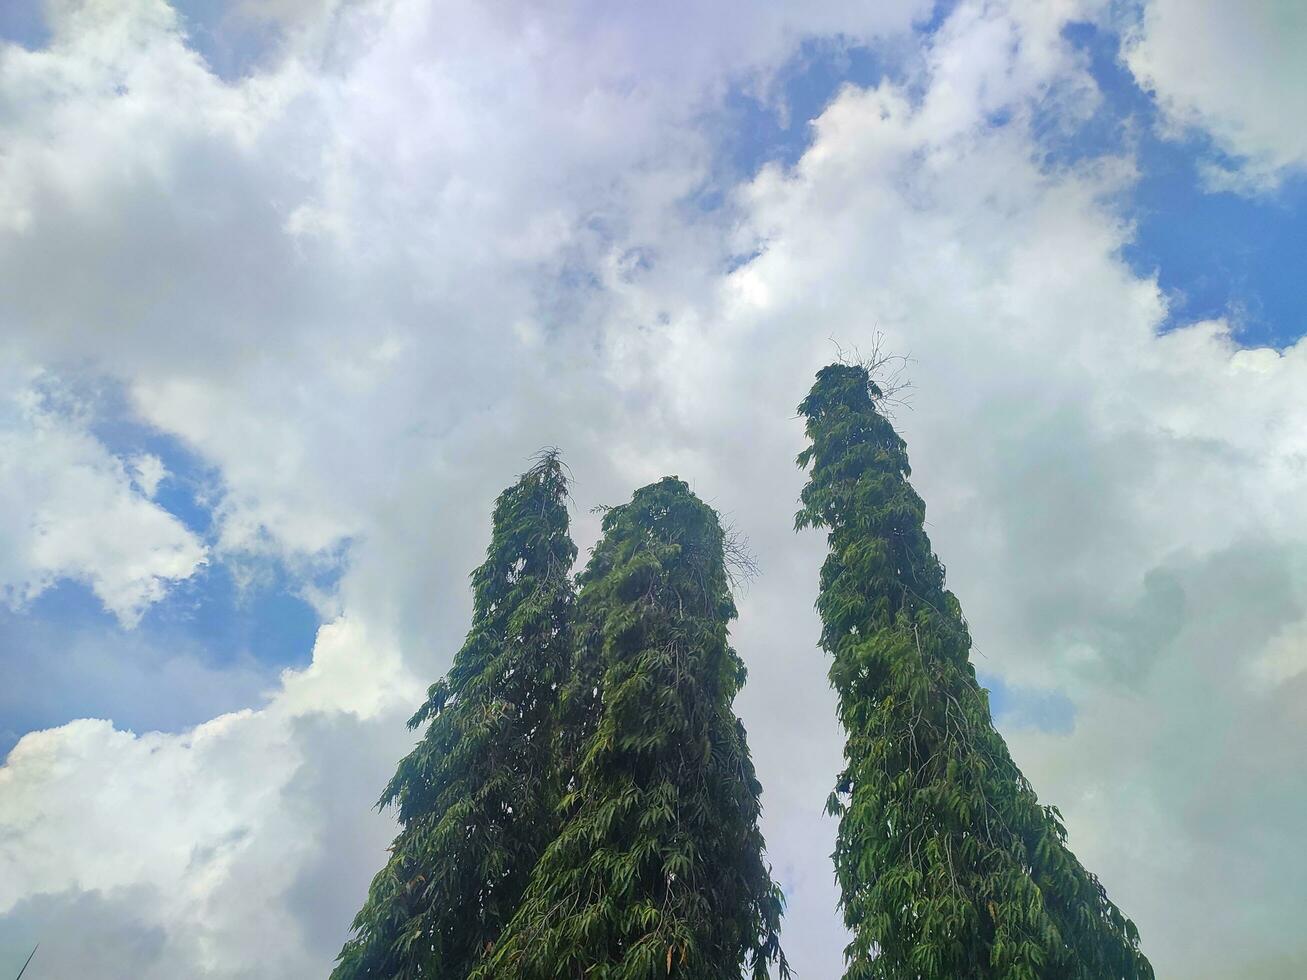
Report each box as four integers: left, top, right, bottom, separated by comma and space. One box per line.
829, 330, 914, 417
722, 521, 760, 589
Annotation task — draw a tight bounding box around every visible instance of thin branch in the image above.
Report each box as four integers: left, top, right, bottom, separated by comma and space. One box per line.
829, 330, 915, 418
722, 522, 760, 589
15, 946, 37, 980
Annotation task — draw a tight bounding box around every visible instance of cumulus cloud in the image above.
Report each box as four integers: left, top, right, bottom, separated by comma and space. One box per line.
1125, 0, 1307, 192
0, 618, 417, 978
1, 0, 1306, 978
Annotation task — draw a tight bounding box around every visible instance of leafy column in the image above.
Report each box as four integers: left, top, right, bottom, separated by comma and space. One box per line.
478, 477, 788, 980
797, 364, 1152, 980
333, 452, 577, 979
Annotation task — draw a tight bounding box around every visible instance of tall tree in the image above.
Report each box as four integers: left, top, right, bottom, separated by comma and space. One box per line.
333, 452, 577, 979
796, 364, 1152, 980
477, 477, 789, 980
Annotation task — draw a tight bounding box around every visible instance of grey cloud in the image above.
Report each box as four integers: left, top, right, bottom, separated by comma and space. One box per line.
0, 887, 169, 979
281, 712, 410, 962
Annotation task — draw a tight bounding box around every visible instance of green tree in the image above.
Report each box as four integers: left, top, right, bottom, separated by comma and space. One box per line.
796, 364, 1152, 980
477, 477, 789, 980
332, 452, 577, 979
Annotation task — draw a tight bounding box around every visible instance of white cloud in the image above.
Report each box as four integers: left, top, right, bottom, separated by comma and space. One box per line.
1125, 0, 1307, 192
1245, 617, 1307, 691
0, 617, 418, 978
2, 0, 1306, 978
127, 453, 167, 498
0, 371, 206, 626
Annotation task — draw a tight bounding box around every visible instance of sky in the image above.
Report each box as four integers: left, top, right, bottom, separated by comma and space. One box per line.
0, 0, 1305, 976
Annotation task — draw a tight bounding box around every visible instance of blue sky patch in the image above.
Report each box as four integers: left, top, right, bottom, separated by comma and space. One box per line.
0, 0, 281, 79
980, 672, 1078, 735
717, 38, 892, 182
2, 555, 327, 754
91, 394, 335, 674
0, 0, 47, 51
704, 13, 1305, 350
0, 379, 339, 754
169, 0, 289, 81
1061, 21, 1307, 348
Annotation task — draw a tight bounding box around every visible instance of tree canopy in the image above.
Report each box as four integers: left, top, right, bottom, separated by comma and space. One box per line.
332, 452, 577, 979
796, 363, 1152, 980
476, 477, 788, 980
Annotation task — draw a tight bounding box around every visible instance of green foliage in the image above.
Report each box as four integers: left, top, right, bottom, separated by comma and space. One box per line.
796, 364, 1153, 980
476, 477, 789, 980
332, 452, 578, 980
